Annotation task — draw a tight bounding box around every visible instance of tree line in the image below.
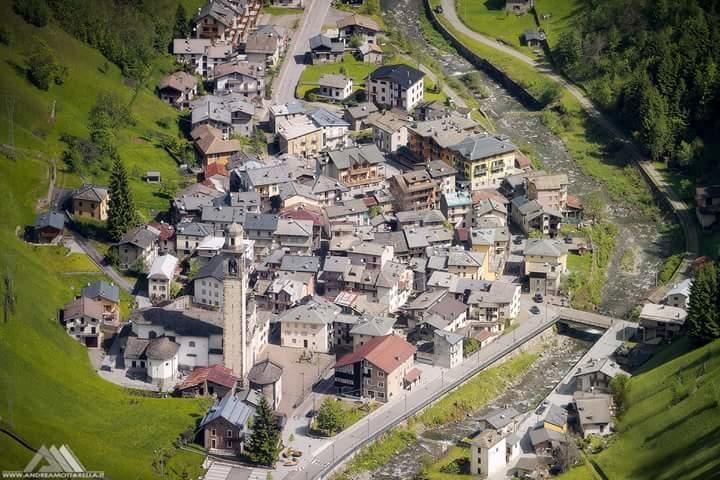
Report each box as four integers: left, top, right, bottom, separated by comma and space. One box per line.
553, 0, 720, 181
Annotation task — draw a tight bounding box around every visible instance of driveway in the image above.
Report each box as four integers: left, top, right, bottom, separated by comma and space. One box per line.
272, 0, 333, 104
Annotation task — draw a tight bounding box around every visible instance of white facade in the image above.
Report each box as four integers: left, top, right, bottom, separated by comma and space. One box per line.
368, 77, 424, 112
148, 353, 179, 384
195, 277, 224, 307
281, 322, 330, 352
470, 433, 507, 478
132, 323, 223, 370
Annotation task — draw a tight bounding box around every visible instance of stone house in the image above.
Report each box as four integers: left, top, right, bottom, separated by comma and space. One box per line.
72, 184, 109, 221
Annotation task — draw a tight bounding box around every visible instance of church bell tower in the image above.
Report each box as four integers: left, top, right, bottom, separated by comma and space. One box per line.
222, 222, 249, 383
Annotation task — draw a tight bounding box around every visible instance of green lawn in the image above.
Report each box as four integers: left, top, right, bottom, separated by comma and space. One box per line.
535, 0, 584, 47
297, 53, 447, 104
566, 337, 720, 480
28, 246, 100, 273
0, 7, 210, 477
0, 0, 186, 219
262, 6, 304, 16
567, 252, 591, 279
425, 445, 470, 480
456, 0, 538, 52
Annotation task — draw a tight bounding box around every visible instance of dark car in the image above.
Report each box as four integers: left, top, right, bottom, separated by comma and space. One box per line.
513, 237, 523, 245
533, 293, 544, 303
530, 305, 541, 315
305, 409, 318, 418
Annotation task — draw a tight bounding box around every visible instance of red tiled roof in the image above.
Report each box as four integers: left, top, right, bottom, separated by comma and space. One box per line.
472, 189, 509, 205
281, 206, 326, 226
404, 367, 422, 383
204, 162, 228, 178
176, 364, 237, 391
515, 151, 532, 170
566, 194, 583, 209
335, 335, 416, 373
362, 197, 378, 207
475, 330, 494, 342
149, 222, 176, 242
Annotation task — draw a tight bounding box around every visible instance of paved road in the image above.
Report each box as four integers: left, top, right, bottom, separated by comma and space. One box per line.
514, 320, 635, 455
272, 0, 333, 104
69, 230, 134, 293
438, 0, 699, 258
285, 306, 563, 480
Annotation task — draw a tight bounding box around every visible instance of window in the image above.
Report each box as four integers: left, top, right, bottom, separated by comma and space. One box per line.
226, 439, 232, 448
189, 341, 196, 348
227, 429, 232, 438
378, 392, 384, 398
378, 382, 384, 388
211, 429, 216, 437
378, 371, 384, 378
211, 438, 216, 449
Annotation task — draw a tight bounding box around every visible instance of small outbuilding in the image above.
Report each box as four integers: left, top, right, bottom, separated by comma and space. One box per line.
34, 211, 65, 243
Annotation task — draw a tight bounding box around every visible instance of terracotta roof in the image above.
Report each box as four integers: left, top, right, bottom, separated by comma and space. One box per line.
149, 222, 175, 242
195, 132, 242, 155
335, 334, 416, 373
515, 151, 532, 169
475, 330, 494, 342
566, 194, 583, 209
404, 367, 422, 383
471, 189, 509, 205
176, 364, 238, 391
204, 162, 229, 177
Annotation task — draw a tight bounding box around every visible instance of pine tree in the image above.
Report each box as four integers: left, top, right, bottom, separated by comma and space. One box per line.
246, 396, 280, 466
687, 262, 720, 342
174, 4, 189, 39
107, 156, 137, 241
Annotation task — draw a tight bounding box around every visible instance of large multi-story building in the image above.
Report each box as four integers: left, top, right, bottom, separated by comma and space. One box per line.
367, 64, 425, 112
406, 113, 478, 166
449, 134, 518, 190
387, 170, 440, 211
325, 144, 386, 196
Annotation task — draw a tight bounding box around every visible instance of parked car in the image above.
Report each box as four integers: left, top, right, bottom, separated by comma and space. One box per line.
513, 237, 523, 245
530, 305, 540, 315
305, 409, 318, 418
533, 293, 544, 303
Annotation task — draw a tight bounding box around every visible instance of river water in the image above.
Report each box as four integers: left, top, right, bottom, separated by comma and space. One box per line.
371, 335, 593, 479
349, 2, 673, 476
380, 0, 676, 318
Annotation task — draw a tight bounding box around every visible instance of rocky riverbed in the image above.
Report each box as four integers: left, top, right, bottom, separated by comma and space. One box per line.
381, 0, 676, 317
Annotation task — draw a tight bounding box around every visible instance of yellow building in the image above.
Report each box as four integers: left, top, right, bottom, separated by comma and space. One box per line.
449, 134, 519, 190
277, 117, 322, 159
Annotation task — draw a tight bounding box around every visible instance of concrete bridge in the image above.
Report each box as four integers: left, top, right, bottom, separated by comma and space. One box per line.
556, 308, 622, 330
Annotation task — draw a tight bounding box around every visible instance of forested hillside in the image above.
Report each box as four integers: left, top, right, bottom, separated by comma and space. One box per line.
553, 0, 720, 181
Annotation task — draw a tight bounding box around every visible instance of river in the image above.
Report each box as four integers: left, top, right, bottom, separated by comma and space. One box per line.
381, 0, 676, 318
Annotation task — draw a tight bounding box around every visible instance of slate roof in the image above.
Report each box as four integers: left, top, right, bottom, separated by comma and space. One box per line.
248, 359, 283, 385
195, 255, 225, 282
574, 392, 612, 426
368, 64, 424, 87
544, 404, 568, 428
573, 357, 628, 379
119, 226, 159, 249
478, 407, 520, 430
146, 336, 180, 361
524, 238, 565, 257
321, 255, 351, 273
270, 100, 306, 117
81, 280, 120, 304
434, 329, 464, 345
129, 307, 223, 337
309, 108, 350, 127
280, 255, 321, 273
173, 38, 212, 55
202, 205, 246, 224
276, 296, 342, 325
666, 278, 692, 299
243, 213, 279, 231
200, 390, 257, 429
73, 184, 108, 202
344, 102, 378, 121
176, 222, 213, 238
428, 294, 467, 319
244, 165, 294, 187
309, 34, 344, 53
404, 289, 446, 310
449, 134, 517, 160
35, 211, 65, 231
639, 303, 687, 324
327, 144, 384, 170
349, 315, 395, 337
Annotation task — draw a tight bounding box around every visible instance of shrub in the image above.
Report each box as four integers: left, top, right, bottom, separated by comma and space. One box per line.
13, 0, 50, 27
0, 25, 13, 46
26, 38, 67, 91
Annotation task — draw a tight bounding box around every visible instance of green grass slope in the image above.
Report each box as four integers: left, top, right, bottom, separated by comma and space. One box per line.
0, 1, 189, 218
562, 338, 720, 480
0, 6, 211, 477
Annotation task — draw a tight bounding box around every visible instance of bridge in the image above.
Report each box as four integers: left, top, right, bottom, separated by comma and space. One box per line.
556, 308, 622, 330
285, 304, 627, 480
